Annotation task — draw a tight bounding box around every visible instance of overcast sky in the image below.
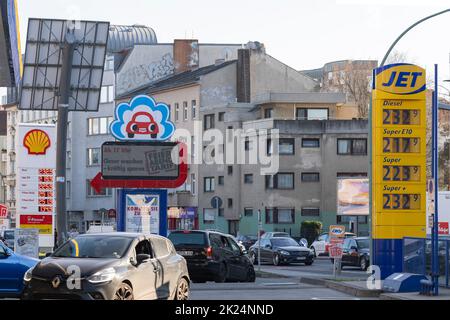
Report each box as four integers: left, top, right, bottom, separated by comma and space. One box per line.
18, 0, 450, 87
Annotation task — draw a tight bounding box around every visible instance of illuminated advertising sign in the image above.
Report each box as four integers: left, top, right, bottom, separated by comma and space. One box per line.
17, 124, 56, 248
372, 63, 427, 279
337, 178, 369, 215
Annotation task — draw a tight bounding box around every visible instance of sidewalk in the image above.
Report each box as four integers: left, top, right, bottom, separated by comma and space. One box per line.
380, 287, 450, 300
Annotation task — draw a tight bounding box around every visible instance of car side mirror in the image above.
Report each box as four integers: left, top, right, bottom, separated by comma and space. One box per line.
136, 253, 151, 265
265, 244, 271, 249
45, 252, 52, 258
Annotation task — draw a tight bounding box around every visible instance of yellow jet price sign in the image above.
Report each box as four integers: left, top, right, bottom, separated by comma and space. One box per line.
372, 63, 427, 240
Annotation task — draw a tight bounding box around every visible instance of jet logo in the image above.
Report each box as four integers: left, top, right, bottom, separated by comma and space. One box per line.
375, 63, 426, 95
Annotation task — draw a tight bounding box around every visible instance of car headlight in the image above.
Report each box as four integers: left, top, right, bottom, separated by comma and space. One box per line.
279, 250, 290, 256
24, 267, 34, 282
88, 268, 116, 284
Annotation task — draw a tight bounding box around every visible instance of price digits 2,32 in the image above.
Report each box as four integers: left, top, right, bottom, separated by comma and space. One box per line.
383, 137, 420, 153
382, 194, 420, 210
383, 109, 420, 125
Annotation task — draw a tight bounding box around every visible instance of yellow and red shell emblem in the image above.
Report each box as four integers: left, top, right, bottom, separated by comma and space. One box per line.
23, 129, 51, 155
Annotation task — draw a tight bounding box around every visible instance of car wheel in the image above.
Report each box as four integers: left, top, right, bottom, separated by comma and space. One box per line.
246, 266, 256, 282
127, 133, 135, 138
360, 257, 368, 271
214, 263, 227, 283
311, 247, 317, 258
174, 278, 190, 300
113, 283, 134, 300
305, 259, 313, 266
273, 253, 281, 266
151, 133, 157, 139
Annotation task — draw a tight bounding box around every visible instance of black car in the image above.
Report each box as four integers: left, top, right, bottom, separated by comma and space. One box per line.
235, 235, 258, 250
332, 237, 370, 271
168, 230, 255, 283
249, 237, 314, 266
22, 233, 190, 300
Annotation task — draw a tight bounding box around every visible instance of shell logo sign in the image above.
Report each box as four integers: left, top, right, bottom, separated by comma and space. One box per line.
374, 63, 426, 95
23, 129, 51, 155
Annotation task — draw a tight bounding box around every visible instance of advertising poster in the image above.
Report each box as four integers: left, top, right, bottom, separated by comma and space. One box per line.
125, 194, 160, 235
337, 178, 369, 216
14, 228, 39, 259
16, 124, 56, 248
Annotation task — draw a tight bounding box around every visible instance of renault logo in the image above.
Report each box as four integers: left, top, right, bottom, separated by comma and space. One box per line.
51, 276, 61, 289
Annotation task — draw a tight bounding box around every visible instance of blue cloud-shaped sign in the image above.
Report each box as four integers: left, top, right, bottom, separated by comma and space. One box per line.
110, 95, 175, 141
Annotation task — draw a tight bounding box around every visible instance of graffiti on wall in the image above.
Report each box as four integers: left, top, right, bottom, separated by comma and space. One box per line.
117, 53, 175, 96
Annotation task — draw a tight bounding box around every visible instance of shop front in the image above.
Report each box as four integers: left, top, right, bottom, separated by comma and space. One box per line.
168, 207, 198, 232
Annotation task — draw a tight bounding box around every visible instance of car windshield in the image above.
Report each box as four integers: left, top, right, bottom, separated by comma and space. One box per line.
53, 236, 133, 259
271, 238, 299, 247
168, 232, 206, 246
4, 231, 14, 240
356, 239, 369, 249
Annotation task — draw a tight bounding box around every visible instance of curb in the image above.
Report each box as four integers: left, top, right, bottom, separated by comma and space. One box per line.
300, 277, 382, 298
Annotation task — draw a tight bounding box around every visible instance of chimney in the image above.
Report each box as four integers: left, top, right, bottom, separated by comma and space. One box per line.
173, 39, 199, 74
237, 49, 251, 103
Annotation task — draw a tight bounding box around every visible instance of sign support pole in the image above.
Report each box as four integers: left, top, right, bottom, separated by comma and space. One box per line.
55, 28, 76, 247
432, 64, 440, 295
257, 209, 261, 273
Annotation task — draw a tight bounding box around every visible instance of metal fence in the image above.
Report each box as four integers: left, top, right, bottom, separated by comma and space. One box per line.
403, 237, 450, 288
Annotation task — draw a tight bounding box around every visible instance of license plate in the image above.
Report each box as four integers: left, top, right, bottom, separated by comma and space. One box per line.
296, 257, 304, 261
177, 251, 193, 256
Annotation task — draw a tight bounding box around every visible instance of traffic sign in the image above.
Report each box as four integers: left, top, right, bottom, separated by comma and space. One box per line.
0, 204, 7, 219
329, 225, 346, 238
211, 196, 223, 209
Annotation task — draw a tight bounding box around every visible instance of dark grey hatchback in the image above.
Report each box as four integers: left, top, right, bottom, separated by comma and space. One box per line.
22, 233, 190, 300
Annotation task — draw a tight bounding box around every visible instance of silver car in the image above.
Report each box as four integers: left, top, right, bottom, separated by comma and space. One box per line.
22, 232, 190, 300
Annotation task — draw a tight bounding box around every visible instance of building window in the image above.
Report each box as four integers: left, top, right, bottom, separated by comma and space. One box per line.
100, 86, 114, 103
228, 198, 233, 208
66, 181, 71, 199
265, 173, 294, 190
218, 208, 224, 217
204, 177, 215, 192
203, 208, 215, 224
264, 108, 273, 119
227, 166, 233, 175
244, 174, 253, 184
218, 176, 224, 186
337, 172, 368, 178
175, 103, 179, 121
191, 174, 196, 196
191, 100, 197, 119
279, 138, 295, 155
337, 139, 367, 155
86, 180, 112, 197
87, 148, 101, 166
301, 172, 320, 182
104, 56, 114, 71
218, 112, 225, 122
66, 151, 71, 169
183, 101, 188, 121
302, 138, 320, 148
265, 208, 295, 224
88, 117, 113, 135
244, 208, 253, 217
267, 139, 273, 155
301, 207, 320, 216
244, 139, 252, 151
204, 114, 215, 130
296, 108, 329, 120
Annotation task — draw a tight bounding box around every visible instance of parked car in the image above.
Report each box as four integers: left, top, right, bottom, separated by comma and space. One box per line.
248, 237, 314, 266
1, 229, 15, 250
0, 240, 38, 298
331, 237, 370, 271
310, 232, 356, 257
260, 232, 290, 239
22, 232, 190, 300
168, 230, 255, 283
235, 235, 258, 250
